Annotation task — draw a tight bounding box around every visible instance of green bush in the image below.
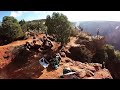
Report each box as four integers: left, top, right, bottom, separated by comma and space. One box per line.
103, 44, 116, 60
92, 47, 108, 64
45, 12, 71, 45
80, 46, 93, 63
0, 16, 25, 44
103, 44, 114, 51
115, 50, 120, 62
26, 19, 47, 34
92, 44, 116, 64
70, 46, 93, 63
19, 19, 27, 33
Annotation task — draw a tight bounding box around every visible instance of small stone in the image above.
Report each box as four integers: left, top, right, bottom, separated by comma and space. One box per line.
34, 55, 37, 58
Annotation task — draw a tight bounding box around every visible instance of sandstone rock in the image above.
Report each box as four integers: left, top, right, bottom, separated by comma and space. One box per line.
85, 65, 96, 72
70, 67, 83, 72
92, 63, 102, 71
60, 52, 66, 57
79, 70, 86, 78
94, 69, 112, 79
83, 77, 95, 79
65, 59, 72, 63
70, 67, 86, 78
94, 65, 101, 71
86, 70, 95, 77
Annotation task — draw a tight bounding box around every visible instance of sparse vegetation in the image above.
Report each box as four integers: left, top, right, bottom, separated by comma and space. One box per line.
70, 26, 79, 37
92, 47, 108, 64
115, 50, 120, 62
68, 46, 93, 63
103, 44, 116, 60
92, 44, 120, 64
26, 19, 47, 33
79, 46, 93, 63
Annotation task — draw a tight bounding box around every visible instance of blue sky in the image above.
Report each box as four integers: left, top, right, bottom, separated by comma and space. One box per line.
1, 11, 120, 22
0, 11, 11, 21
0, 11, 53, 21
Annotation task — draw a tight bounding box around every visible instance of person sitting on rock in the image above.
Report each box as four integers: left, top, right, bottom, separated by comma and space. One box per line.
40, 36, 46, 42
51, 34, 57, 41
47, 40, 53, 48
40, 36, 53, 50
33, 34, 36, 40
33, 40, 36, 45
24, 42, 32, 51
56, 53, 61, 61
31, 40, 41, 51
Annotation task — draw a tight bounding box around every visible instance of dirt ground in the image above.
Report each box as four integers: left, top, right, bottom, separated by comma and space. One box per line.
0, 34, 112, 79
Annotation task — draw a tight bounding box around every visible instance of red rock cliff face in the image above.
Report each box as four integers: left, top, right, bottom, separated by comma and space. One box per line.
76, 35, 106, 52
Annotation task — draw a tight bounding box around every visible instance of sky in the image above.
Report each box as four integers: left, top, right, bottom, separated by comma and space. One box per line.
1, 11, 120, 22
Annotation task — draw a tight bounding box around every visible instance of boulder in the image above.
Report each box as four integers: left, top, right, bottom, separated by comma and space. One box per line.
79, 70, 86, 78
86, 70, 95, 77
60, 52, 66, 57
85, 65, 96, 72
70, 67, 86, 78
94, 69, 112, 79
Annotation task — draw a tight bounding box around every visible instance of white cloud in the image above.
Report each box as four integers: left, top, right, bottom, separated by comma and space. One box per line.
10, 11, 49, 18
34, 11, 42, 14
10, 11, 34, 18
10, 11, 120, 21
50, 11, 120, 21
10, 11, 23, 17
61, 11, 120, 21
